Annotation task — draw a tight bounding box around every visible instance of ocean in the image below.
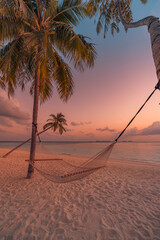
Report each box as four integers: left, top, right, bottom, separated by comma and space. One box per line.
0, 141, 160, 165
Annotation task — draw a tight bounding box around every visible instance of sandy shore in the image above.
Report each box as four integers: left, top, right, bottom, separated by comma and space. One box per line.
0, 148, 160, 240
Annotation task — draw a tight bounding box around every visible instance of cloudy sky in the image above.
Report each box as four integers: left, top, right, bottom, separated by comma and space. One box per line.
0, 0, 160, 142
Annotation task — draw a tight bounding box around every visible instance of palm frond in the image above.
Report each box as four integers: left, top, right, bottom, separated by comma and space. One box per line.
51, 23, 96, 71
52, 0, 88, 26
87, 0, 133, 37
43, 121, 54, 130
51, 52, 74, 101
0, 37, 27, 95
58, 125, 66, 134
49, 113, 57, 119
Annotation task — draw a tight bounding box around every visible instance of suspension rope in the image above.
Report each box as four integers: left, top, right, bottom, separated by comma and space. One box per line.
1, 126, 53, 158
115, 80, 160, 142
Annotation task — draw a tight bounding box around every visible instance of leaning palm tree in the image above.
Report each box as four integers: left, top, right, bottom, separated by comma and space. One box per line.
87, 0, 147, 37
117, 0, 160, 82
43, 113, 67, 135
0, 0, 96, 178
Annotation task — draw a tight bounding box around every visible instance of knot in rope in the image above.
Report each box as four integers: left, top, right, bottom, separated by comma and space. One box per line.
32, 122, 41, 143
155, 80, 160, 90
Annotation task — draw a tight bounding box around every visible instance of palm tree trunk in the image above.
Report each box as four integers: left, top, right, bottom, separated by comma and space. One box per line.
27, 68, 40, 179
117, 0, 160, 81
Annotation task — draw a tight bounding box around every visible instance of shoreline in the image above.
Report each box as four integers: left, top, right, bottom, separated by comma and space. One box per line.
0, 148, 160, 239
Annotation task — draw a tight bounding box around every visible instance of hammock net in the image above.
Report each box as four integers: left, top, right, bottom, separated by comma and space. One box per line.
32, 142, 115, 183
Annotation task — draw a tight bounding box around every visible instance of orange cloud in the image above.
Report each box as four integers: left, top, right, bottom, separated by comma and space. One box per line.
96, 126, 116, 132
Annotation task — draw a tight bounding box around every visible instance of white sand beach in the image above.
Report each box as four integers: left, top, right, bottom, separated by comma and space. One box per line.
0, 148, 160, 240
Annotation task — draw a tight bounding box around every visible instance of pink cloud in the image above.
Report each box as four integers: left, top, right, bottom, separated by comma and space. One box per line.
96, 126, 116, 132
0, 91, 30, 125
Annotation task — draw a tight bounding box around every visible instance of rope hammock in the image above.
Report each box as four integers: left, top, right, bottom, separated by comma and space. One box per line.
31, 142, 115, 183
1, 81, 160, 183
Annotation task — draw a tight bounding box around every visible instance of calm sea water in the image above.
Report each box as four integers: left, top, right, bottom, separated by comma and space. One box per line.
0, 141, 160, 165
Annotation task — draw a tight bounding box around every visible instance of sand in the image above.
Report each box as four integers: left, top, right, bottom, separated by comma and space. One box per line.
0, 148, 160, 240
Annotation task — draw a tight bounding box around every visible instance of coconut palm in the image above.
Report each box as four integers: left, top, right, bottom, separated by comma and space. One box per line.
0, 0, 96, 178
87, 0, 147, 37
117, 0, 160, 83
43, 113, 67, 135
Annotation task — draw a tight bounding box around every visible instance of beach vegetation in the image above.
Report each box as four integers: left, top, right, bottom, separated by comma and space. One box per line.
116, 0, 160, 82
0, 0, 96, 178
43, 113, 67, 135
87, 0, 147, 37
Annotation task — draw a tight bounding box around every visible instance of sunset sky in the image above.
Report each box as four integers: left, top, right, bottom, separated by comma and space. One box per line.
0, 0, 160, 142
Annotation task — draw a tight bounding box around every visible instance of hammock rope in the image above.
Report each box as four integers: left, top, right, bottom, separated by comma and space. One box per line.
1, 125, 52, 158
115, 82, 160, 142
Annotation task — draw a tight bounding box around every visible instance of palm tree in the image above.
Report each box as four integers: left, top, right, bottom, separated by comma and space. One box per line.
43, 113, 67, 135
87, 0, 147, 37
117, 0, 160, 82
0, 0, 96, 178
